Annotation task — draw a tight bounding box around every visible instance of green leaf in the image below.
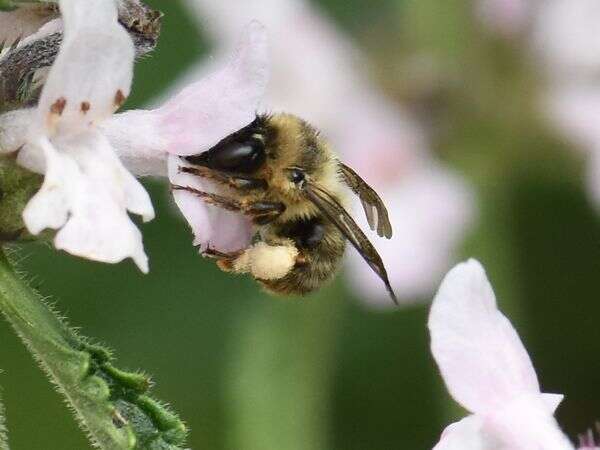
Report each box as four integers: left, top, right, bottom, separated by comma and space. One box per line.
0, 157, 43, 242
0, 248, 188, 450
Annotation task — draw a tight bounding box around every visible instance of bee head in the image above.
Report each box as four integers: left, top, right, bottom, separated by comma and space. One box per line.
261, 113, 336, 197
183, 113, 338, 203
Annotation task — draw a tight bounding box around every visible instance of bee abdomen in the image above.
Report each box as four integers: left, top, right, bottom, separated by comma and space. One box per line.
259, 217, 346, 296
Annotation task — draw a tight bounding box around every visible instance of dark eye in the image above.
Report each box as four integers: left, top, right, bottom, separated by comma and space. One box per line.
290, 169, 305, 184
185, 138, 266, 174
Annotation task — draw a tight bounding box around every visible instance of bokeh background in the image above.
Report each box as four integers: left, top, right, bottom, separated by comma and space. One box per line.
2, 0, 600, 448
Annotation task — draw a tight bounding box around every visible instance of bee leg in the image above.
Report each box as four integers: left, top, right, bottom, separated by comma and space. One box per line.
171, 185, 285, 223
179, 166, 267, 191
201, 247, 246, 273
246, 202, 286, 224
201, 248, 242, 260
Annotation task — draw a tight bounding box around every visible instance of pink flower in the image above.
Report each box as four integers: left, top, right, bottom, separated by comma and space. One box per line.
429, 259, 574, 450
175, 0, 476, 305
104, 21, 268, 253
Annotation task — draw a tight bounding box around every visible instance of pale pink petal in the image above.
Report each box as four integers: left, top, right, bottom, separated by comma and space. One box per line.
36, 0, 134, 137
542, 394, 564, 414
428, 259, 540, 414
542, 85, 600, 208
533, 0, 600, 79
157, 21, 268, 156
23, 133, 152, 272
346, 165, 475, 306
181, 0, 367, 132
101, 109, 168, 177
433, 415, 493, 450
0, 109, 32, 154
476, 0, 530, 36
102, 21, 268, 175
486, 393, 574, 450
22, 139, 70, 233
544, 85, 600, 154
168, 156, 253, 252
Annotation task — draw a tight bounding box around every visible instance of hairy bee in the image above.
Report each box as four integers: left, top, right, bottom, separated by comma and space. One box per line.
173, 113, 398, 304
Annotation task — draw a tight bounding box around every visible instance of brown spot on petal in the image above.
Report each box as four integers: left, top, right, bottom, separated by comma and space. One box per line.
114, 89, 126, 108
80, 101, 90, 114
50, 97, 66, 115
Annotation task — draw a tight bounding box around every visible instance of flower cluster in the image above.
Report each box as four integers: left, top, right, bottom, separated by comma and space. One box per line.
1, 0, 476, 307
0, 0, 268, 271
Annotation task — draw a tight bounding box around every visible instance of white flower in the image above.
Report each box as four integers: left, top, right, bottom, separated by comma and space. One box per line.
429, 259, 574, 450
1, 0, 154, 272
171, 0, 476, 306
1, 19, 269, 264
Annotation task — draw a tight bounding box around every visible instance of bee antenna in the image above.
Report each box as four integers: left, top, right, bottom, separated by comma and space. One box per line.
381, 275, 399, 306
387, 284, 399, 306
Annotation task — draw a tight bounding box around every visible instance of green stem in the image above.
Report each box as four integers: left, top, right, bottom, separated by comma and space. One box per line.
226, 286, 342, 450
0, 247, 187, 450
0, 390, 8, 450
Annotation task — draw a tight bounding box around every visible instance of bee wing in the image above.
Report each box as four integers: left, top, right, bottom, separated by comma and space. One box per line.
338, 163, 393, 239
305, 182, 398, 305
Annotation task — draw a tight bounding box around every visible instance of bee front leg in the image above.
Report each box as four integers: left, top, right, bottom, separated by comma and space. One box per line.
179, 166, 267, 191
171, 185, 285, 223
201, 248, 247, 273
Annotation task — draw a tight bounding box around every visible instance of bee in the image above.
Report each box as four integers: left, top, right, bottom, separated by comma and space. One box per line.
172, 113, 398, 304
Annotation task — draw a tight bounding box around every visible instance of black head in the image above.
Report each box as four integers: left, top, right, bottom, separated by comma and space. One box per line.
185, 116, 269, 174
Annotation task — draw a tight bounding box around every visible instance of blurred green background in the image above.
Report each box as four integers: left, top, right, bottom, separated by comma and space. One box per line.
2, 0, 600, 449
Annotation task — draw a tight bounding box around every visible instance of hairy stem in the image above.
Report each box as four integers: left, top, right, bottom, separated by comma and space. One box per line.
0, 390, 8, 450
0, 248, 187, 450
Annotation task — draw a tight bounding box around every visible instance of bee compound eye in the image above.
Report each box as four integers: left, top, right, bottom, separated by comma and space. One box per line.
186, 138, 266, 174
290, 169, 305, 184
215, 140, 266, 173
